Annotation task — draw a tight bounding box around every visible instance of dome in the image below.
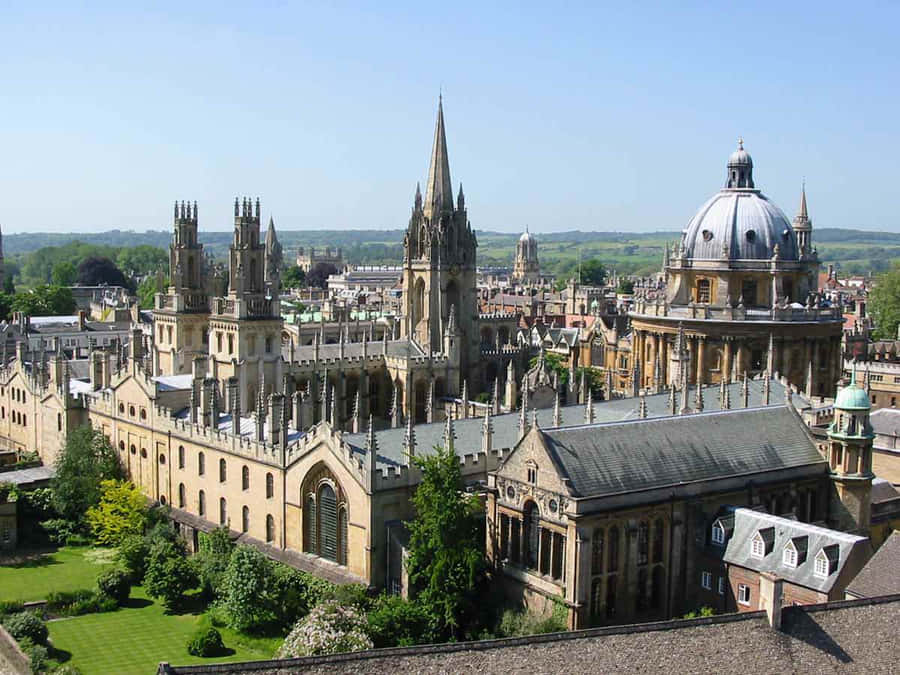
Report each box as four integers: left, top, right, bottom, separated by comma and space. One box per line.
835, 384, 870, 410
519, 229, 535, 243
681, 142, 799, 261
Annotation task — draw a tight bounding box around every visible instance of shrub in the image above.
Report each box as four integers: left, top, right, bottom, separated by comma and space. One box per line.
327, 584, 370, 611
278, 600, 373, 658
196, 527, 234, 598
65, 533, 92, 547
96, 568, 131, 604
46, 589, 117, 616
0, 600, 24, 619
186, 627, 226, 657
39, 518, 81, 544
18, 638, 48, 675
117, 534, 150, 582
3, 612, 48, 645
52, 666, 83, 675
144, 540, 196, 612
367, 595, 432, 648
221, 546, 273, 631
85, 479, 148, 546
496, 608, 566, 638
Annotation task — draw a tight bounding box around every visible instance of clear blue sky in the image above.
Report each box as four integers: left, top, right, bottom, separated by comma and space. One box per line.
1, 1, 897, 234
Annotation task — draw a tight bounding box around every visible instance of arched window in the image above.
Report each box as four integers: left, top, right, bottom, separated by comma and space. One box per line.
119, 440, 125, 451
696, 279, 711, 304
338, 506, 348, 565
198, 490, 206, 516
591, 579, 603, 617
304, 495, 317, 553
219, 498, 227, 525
57, 413, 61, 432
524, 502, 540, 570
198, 452, 205, 475
266, 515, 275, 543
178, 483, 185, 508
178, 446, 185, 469
242, 465, 250, 491
637, 521, 649, 566
592, 528, 604, 575
608, 526, 619, 573
652, 518, 664, 563
242, 506, 249, 533
318, 484, 338, 562
130, 444, 136, 455
219, 459, 227, 483
266, 472, 274, 499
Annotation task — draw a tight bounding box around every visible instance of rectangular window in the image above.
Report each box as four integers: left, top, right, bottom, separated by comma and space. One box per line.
814, 555, 829, 578
701, 571, 712, 590
738, 584, 751, 606
527, 467, 537, 484
717, 577, 725, 595
783, 546, 797, 568
696, 279, 711, 303
711, 523, 725, 546
751, 536, 765, 558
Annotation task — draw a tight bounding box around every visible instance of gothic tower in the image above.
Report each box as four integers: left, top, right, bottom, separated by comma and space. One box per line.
513, 227, 540, 283
792, 183, 813, 257
153, 201, 210, 375
827, 367, 874, 534
401, 98, 478, 392
207, 198, 283, 413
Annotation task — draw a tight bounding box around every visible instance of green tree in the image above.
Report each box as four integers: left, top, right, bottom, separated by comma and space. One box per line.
282, 266, 306, 289
144, 540, 196, 612
52, 426, 123, 524
0, 292, 12, 321
870, 262, 900, 339
85, 479, 148, 546
11, 285, 76, 316
617, 278, 635, 294
580, 259, 606, 286
196, 527, 235, 597
221, 545, 274, 631
3, 275, 15, 295
115, 246, 168, 277
137, 276, 167, 310
406, 443, 485, 639
51, 261, 77, 286
277, 600, 372, 657
528, 351, 570, 388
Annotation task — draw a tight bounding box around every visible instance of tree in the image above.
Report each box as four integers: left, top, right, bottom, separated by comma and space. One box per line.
617, 278, 635, 294
3, 275, 15, 295
52, 426, 123, 524
96, 567, 132, 604
277, 600, 373, 657
529, 351, 570, 388
137, 276, 167, 310
85, 479, 148, 546
115, 246, 167, 277
11, 285, 76, 316
282, 266, 306, 289
76, 256, 131, 289
51, 261, 77, 286
144, 540, 196, 612
196, 527, 235, 597
306, 262, 338, 289
406, 444, 485, 638
221, 545, 274, 631
870, 262, 900, 340
0, 292, 12, 321
580, 259, 606, 286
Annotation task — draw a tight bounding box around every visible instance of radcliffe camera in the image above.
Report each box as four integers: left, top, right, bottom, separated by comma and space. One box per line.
0, 4, 898, 674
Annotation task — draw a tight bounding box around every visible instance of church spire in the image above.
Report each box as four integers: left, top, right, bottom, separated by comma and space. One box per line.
423, 96, 453, 221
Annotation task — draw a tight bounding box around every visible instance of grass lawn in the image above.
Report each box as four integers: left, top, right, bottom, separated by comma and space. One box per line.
48, 587, 281, 675
0, 546, 117, 602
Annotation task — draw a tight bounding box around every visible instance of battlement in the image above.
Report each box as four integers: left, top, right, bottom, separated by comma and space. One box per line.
234, 196, 261, 223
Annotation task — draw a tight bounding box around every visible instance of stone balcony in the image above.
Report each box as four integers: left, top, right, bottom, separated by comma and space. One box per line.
631, 299, 842, 324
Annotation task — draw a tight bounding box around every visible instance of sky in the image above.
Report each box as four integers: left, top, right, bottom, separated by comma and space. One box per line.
1, 1, 898, 234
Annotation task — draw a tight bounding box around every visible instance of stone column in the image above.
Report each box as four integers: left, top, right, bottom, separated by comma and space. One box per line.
660, 335, 669, 386
697, 338, 706, 386
723, 338, 732, 384
734, 340, 744, 379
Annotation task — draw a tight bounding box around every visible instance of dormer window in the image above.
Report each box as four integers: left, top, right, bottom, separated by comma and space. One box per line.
751, 532, 766, 558
814, 552, 829, 578
783, 542, 798, 568
815, 545, 839, 578
711, 521, 726, 546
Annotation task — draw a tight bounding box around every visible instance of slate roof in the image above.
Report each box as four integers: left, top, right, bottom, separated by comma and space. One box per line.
846, 531, 900, 598
538, 406, 825, 498
870, 408, 900, 438
722, 508, 867, 593
0, 465, 54, 487
341, 377, 803, 473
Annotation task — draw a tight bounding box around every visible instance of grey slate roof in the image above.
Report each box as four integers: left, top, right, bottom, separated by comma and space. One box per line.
846, 531, 900, 598
870, 408, 900, 437
722, 508, 867, 593
539, 406, 825, 498
0, 465, 54, 487
342, 377, 802, 473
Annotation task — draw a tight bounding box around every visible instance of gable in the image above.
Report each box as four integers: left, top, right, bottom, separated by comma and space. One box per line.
496, 428, 572, 497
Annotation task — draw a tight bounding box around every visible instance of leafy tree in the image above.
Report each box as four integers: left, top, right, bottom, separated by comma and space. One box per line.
11, 285, 76, 316
187, 627, 226, 657
617, 278, 635, 294
221, 545, 274, 631
76, 255, 131, 289
51, 261, 77, 286
196, 527, 235, 597
282, 266, 306, 289
115, 245, 167, 277
528, 351, 570, 388
580, 259, 606, 286
406, 444, 485, 639
306, 262, 338, 289
144, 540, 196, 612
277, 600, 372, 657
3, 275, 15, 295
870, 262, 900, 340
85, 479, 148, 546
367, 594, 433, 647
137, 276, 167, 310
269, 565, 336, 628
97, 567, 132, 604
52, 426, 123, 524
0, 292, 12, 321
117, 534, 150, 582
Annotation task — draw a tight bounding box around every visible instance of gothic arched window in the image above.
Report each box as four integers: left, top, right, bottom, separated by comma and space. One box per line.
219, 497, 227, 525
266, 515, 275, 543
242, 465, 250, 491
304, 495, 316, 554
524, 502, 540, 570
318, 484, 338, 562
266, 472, 274, 499
242, 506, 249, 533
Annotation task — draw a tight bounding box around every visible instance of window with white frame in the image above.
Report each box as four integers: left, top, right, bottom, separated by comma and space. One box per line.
717, 577, 725, 595
701, 571, 712, 590
711, 522, 726, 546
751, 533, 765, 558
783, 543, 798, 568
814, 551, 829, 578
738, 584, 751, 605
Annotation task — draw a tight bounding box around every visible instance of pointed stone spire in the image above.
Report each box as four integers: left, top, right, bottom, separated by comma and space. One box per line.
767, 333, 775, 375
423, 95, 453, 221
584, 386, 594, 423
482, 406, 493, 453
723, 384, 731, 410
492, 376, 501, 415
719, 377, 726, 406
403, 415, 416, 460
553, 388, 562, 427
446, 304, 458, 335
669, 383, 677, 415
694, 374, 704, 412
785, 383, 793, 405
605, 367, 614, 400
330, 390, 338, 431
460, 379, 469, 418
366, 415, 378, 475
531, 407, 539, 429
426, 377, 435, 423
579, 369, 587, 404
443, 412, 455, 453
763, 370, 771, 405
390, 383, 400, 428
742, 371, 750, 408
653, 350, 662, 394
519, 379, 529, 438
631, 359, 641, 398
351, 389, 361, 433
638, 392, 647, 419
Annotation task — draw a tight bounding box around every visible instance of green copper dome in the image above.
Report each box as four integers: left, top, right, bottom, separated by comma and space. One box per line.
834, 383, 871, 410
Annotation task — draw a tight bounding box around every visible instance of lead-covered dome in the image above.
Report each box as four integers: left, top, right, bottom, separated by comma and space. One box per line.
681, 141, 799, 261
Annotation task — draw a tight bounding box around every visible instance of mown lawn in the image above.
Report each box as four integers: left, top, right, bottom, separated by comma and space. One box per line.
48, 587, 281, 675
0, 546, 116, 601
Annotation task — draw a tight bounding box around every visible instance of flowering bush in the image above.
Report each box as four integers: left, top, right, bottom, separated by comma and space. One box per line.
277, 600, 373, 658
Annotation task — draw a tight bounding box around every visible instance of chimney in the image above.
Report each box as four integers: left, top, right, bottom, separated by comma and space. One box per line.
759, 572, 784, 630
